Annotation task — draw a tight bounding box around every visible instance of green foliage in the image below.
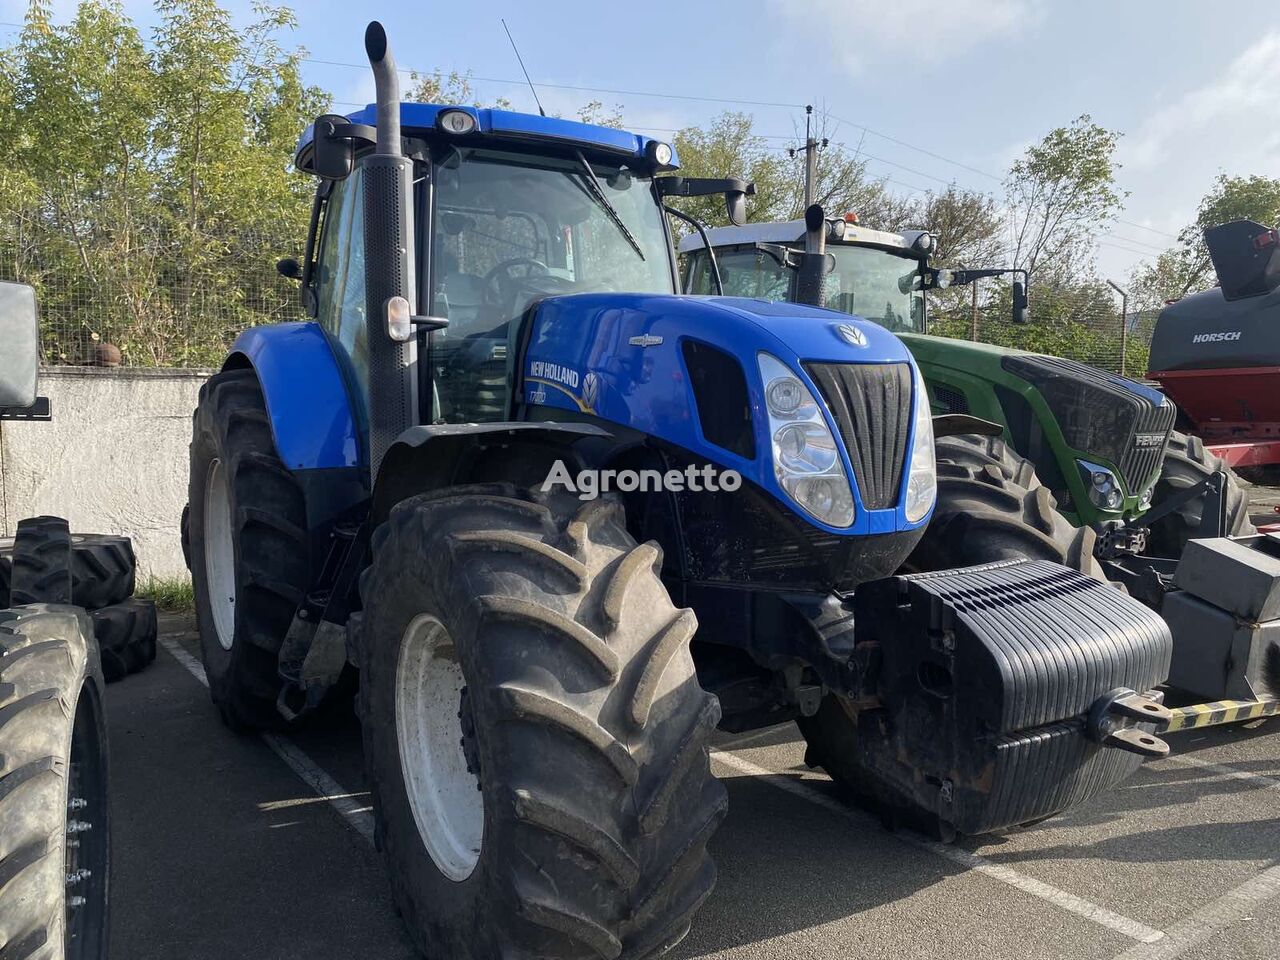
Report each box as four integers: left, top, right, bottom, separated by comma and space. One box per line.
0, 0, 326, 366
137, 575, 195, 611
1006, 115, 1125, 282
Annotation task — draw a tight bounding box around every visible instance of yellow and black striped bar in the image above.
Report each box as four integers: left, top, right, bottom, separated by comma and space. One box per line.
1165, 698, 1280, 732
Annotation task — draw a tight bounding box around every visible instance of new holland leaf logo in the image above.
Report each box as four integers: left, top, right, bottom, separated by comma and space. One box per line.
834, 323, 868, 348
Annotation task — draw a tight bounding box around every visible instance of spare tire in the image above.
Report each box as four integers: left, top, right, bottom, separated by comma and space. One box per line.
93, 598, 158, 683
0, 528, 135, 609
1145, 431, 1255, 558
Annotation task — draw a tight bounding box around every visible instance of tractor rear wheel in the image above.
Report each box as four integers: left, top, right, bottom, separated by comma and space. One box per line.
1145, 431, 1255, 558
188, 368, 308, 730
0, 605, 110, 960
359, 485, 726, 960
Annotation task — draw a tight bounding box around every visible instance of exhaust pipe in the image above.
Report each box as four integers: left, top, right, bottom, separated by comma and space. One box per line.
362, 20, 418, 474
795, 203, 827, 307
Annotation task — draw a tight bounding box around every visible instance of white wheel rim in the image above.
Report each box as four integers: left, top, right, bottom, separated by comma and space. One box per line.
395, 614, 484, 881
203, 458, 236, 652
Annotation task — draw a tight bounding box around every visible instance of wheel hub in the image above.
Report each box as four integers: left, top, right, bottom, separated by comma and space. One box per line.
395, 614, 485, 881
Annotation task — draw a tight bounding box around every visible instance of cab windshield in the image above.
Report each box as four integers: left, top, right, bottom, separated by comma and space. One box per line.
428, 147, 675, 422
430, 147, 675, 329
684, 242, 926, 334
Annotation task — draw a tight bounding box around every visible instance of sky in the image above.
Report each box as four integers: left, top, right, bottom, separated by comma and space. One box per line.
4, 0, 1279, 280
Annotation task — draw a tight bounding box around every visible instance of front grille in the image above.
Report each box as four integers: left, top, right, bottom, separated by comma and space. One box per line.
805, 362, 912, 510
1002, 355, 1175, 494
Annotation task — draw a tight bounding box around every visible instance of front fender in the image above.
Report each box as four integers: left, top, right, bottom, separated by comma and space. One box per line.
226, 322, 362, 472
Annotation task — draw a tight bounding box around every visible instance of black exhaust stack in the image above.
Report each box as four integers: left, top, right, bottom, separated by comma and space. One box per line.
794, 203, 828, 307
362, 21, 418, 474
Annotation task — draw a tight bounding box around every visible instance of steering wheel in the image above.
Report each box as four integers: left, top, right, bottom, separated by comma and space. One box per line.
484, 257, 551, 302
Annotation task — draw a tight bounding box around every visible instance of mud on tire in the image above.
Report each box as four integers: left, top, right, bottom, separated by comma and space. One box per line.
187, 368, 308, 730
359, 485, 726, 960
1146, 430, 1255, 558
0, 605, 110, 959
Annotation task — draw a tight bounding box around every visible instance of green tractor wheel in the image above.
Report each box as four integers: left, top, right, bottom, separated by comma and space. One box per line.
1145, 431, 1255, 559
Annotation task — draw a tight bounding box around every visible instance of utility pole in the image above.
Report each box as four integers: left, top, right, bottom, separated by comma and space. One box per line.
1106, 279, 1129, 376
790, 105, 827, 208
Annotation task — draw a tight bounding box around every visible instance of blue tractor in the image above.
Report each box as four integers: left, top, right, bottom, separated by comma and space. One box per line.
185, 23, 1175, 958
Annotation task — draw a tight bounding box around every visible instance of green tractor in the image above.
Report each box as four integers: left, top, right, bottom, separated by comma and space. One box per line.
679, 214, 1257, 565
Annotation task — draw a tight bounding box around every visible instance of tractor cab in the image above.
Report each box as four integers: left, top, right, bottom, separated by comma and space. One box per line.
293, 104, 748, 428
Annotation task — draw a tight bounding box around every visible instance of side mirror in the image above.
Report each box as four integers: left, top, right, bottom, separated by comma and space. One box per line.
0, 281, 39, 408
312, 114, 355, 180
726, 189, 748, 227
1012, 280, 1029, 324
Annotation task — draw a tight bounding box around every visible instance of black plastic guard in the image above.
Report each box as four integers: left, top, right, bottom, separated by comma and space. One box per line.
854, 560, 1173, 834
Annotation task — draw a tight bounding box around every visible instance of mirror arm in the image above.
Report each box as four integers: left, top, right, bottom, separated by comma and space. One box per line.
665, 205, 723, 295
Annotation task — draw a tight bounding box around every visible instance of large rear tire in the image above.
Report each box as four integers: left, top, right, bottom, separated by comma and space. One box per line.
0, 605, 110, 959
1145, 431, 1255, 558
360, 485, 726, 960
187, 369, 308, 730
0, 532, 135, 610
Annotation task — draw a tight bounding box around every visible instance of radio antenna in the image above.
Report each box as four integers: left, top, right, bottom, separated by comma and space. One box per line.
501, 18, 546, 117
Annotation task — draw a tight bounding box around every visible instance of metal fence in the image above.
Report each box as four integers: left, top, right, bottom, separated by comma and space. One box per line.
7, 221, 1159, 380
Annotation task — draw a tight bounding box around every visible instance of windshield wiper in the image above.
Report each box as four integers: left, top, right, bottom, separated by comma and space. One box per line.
571, 150, 645, 261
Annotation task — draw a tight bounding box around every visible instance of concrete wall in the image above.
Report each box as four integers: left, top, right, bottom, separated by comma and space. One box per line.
1, 367, 211, 581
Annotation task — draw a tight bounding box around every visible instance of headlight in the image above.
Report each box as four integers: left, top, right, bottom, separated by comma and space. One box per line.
904, 363, 937, 522
758, 353, 855, 528
1078, 459, 1125, 511
437, 109, 477, 135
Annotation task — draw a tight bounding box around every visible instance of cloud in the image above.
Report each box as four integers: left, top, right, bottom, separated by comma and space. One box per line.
1123, 31, 1280, 170
772, 0, 1044, 73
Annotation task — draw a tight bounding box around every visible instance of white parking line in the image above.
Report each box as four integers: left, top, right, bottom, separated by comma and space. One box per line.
159, 637, 377, 845
1110, 864, 1280, 960
711, 749, 1166, 945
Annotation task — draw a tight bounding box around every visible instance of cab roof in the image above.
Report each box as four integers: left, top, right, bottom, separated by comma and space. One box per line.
677, 218, 929, 255
295, 102, 679, 174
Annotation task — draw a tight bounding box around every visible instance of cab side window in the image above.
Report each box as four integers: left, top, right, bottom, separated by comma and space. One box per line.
686, 248, 790, 300
313, 167, 368, 391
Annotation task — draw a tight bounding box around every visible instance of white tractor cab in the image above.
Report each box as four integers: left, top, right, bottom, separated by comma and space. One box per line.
678, 212, 1028, 330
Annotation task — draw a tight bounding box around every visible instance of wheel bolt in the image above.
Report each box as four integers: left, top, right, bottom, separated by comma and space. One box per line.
67, 797, 87, 810
67, 896, 86, 908
67, 820, 92, 834
66, 869, 91, 886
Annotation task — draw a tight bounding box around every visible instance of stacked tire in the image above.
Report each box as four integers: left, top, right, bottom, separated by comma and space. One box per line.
0, 517, 155, 682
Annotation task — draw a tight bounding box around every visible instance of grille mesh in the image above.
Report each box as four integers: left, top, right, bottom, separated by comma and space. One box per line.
804, 362, 912, 510
1002, 355, 1175, 494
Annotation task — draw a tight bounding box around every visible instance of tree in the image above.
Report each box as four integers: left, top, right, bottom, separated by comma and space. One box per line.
1130, 173, 1280, 308
0, 0, 326, 365
1006, 115, 1125, 283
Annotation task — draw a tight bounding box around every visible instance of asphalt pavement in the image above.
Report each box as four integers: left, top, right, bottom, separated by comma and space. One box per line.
103, 610, 1280, 960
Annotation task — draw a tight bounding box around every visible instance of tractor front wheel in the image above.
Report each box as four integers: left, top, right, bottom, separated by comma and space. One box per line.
359, 485, 726, 960
1145, 431, 1255, 558
188, 369, 309, 729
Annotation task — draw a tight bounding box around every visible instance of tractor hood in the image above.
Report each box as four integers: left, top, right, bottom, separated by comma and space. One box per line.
519, 292, 929, 538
